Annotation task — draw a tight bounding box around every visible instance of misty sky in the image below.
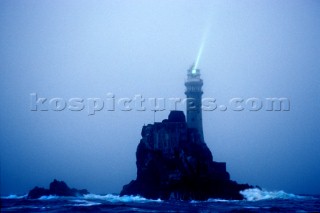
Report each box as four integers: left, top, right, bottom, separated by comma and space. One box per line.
1, 0, 320, 196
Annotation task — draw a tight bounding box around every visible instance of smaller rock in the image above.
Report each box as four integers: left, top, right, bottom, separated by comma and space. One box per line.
28, 187, 50, 199
27, 179, 89, 199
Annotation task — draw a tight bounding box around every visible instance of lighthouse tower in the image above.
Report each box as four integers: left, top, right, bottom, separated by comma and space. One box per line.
185, 64, 204, 142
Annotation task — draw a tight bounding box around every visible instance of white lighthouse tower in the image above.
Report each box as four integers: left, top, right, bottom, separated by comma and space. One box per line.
184, 64, 204, 142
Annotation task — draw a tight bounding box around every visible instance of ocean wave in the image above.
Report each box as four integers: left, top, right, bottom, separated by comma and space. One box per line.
71, 199, 101, 206
38, 195, 61, 200
1, 194, 27, 199
3, 189, 308, 203
206, 198, 237, 202
191, 198, 235, 203
83, 193, 162, 203
240, 188, 306, 201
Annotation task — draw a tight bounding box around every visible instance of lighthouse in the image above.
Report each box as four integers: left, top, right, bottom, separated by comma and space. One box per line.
185, 64, 204, 142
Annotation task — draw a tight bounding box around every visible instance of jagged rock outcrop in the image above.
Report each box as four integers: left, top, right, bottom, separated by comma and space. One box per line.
121, 111, 252, 200
27, 179, 89, 199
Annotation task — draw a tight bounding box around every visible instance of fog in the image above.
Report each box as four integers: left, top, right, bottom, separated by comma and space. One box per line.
1, 0, 319, 196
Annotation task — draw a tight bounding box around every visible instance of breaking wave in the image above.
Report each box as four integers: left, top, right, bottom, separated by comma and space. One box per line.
38, 195, 60, 200
206, 198, 237, 202
83, 193, 162, 203
1, 194, 27, 199
1, 193, 162, 203
240, 188, 306, 201
71, 199, 101, 206
2, 190, 309, 203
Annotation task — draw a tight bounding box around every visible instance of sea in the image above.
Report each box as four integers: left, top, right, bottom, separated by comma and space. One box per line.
1, 188, 319, 212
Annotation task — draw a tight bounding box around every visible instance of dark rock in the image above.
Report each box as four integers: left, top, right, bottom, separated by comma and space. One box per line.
120, 111, 253, 200
27, 179, 89, 199
28, 187, 50, 199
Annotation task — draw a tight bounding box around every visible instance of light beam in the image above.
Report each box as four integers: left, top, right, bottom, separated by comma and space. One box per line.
194, 23, 212, 71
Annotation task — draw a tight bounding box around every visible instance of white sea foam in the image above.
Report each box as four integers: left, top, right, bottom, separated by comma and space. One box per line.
206, 198, 235, 202
73, 202, 101, 207
71, 199, 101, 206
4, 189, 306, 203
240, 188, 306, 201
1, 194, 27, 199
38, 195, 60, 200
83, 193, 162, 203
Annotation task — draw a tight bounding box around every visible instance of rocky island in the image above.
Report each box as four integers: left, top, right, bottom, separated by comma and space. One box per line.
120, 65, 253, 200
28, 179, 89, 199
